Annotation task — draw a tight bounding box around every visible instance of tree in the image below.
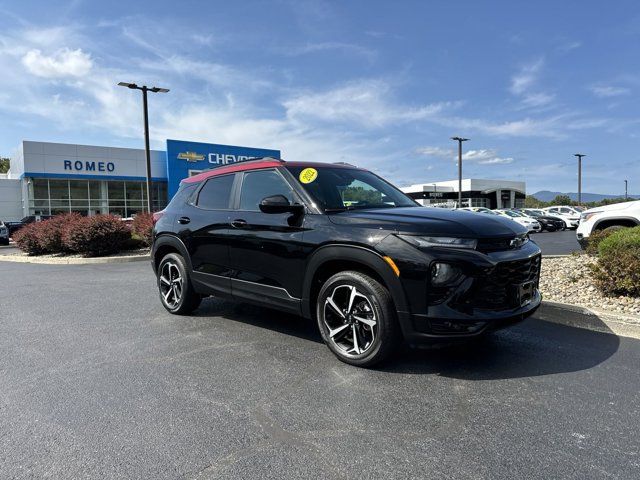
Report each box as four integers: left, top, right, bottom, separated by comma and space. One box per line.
551, 194, 572, 206
0, 158, 9, 174
524, 195, 547, 208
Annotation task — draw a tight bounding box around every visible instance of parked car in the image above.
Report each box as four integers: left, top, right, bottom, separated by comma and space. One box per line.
0, 221, 9, 245
576, 200, 640, 249
151, 158, 542, 366
494, 209, 541, 233
5, 215, 54, 236
517, 209, 566, 232
458, 207, 499, 215
542, 206, 580, 229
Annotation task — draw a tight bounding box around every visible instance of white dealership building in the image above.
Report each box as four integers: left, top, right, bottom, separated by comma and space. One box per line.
0, 139, 279, 222
401, 179, 527, 209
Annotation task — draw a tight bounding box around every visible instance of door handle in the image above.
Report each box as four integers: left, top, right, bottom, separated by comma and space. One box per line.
231, 219, 248, 228
178, 216, 191, 225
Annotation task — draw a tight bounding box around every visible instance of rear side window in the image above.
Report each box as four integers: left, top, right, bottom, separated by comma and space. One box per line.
196, 174, 235, 209
239, 170, 294, 211
168, 183, 197, 208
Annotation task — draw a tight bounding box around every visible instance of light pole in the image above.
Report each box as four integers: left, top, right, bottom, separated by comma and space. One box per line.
451, 137, 469, 207
625, 179, 628, 200
118, 82, 169, 213
574, 153, 586, 205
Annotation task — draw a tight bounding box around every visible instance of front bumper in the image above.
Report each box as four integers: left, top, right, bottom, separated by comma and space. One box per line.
380, 238, 543, 343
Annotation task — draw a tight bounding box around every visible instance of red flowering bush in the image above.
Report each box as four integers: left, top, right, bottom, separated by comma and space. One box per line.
132, 212, 154, 247
39, 213, 83, 253
64, 215, 131, 257
14, 221, 49, 255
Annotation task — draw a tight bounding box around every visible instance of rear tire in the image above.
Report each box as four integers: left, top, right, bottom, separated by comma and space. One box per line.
316, 271, 401, 367
157, 253, 201, 315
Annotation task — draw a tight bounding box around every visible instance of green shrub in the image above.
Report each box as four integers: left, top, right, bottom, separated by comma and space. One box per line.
65, 214, 131, 257
586, 228, 616, 255
591, 226, 640, 297
131, 212, 154, 247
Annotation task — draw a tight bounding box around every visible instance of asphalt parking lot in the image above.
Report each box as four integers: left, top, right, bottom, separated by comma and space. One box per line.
530, 228, 581, 255
1, 261, 639, 478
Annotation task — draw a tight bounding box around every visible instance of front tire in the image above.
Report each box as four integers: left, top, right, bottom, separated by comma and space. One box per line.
316, 271, 401, 367
157, 253, 201, 315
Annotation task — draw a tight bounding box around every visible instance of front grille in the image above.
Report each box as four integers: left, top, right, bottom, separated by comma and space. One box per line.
477, 235, 528, 253
451, 254, 541, 312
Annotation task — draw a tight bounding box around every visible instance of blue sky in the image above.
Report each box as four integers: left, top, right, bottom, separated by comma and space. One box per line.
1, 0, 639, 194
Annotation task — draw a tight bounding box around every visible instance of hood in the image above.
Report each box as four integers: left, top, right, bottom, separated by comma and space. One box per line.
584, 200, 640, 214
536, 215, 564, 222
328, 207, 527, 238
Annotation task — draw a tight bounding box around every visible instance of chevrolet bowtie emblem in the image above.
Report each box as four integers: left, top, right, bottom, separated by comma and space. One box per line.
177, 151, 205, 162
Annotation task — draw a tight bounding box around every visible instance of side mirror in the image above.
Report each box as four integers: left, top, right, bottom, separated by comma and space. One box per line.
259, 194, 304, 214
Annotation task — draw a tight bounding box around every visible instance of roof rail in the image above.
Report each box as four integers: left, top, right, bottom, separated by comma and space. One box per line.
204, 156, 285, 171
333, 161, 356, 167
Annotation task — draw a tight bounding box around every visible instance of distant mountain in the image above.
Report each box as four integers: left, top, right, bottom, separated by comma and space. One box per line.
531, 190, 638, 203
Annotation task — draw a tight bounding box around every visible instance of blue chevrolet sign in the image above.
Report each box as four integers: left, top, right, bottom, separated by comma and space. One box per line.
166, 139, 281, 198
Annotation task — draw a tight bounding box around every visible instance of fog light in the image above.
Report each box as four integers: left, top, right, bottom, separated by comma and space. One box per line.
430, 262, 460, 286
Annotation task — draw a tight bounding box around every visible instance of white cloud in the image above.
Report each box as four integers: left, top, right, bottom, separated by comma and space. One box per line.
416, 146, 514, 165
22, 48, 92, 78
509, 58, 555, 108
589, 84, 630, 98
415, 146, 453, 158
277, 42, 377, 62
462, 149, 514, 165
510, 58, 544, 95
284, 80, 456, 128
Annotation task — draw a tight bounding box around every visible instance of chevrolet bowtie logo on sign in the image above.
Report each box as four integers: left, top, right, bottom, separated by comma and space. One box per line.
177, 151, 205, 162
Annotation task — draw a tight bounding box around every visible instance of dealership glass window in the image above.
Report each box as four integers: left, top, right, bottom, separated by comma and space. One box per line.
49, 180, 70, 201
108, 182, 124, 201
32, 178, 49, 200
69, 180, 89, 200
126, 182, 144, 201
26, 178, 168, 217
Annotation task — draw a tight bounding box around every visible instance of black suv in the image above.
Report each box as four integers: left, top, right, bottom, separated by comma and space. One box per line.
152, 158, 541, 366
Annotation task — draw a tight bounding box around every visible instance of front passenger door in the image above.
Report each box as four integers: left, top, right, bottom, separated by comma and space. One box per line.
227, 169, 306, 313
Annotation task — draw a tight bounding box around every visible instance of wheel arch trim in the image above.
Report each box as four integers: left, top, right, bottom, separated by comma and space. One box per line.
593, 216, 640, 231
152, 234, 193, 273
301, 244, 409, 319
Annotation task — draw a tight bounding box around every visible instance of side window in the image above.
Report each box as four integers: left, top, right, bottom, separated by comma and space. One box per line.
239, 170, 294, 211
196, 174, 235, 209
560, 207, 571, 214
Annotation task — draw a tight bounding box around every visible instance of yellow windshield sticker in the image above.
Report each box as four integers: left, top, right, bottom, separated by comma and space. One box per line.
299, 168, 318, 184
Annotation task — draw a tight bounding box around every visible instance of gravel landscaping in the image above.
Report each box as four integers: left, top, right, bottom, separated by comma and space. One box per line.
540, 254, 640, 317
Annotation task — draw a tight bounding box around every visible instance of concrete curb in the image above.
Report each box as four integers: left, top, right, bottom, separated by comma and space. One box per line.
0, 253, 150, 265
540, 300, 640, 339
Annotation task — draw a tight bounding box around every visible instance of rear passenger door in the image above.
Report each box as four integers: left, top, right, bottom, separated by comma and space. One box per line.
227, 168, 306, 314
186, 173, 237, 297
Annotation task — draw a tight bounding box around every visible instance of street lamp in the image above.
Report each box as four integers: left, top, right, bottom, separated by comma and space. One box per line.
118, 82, 170, 213
451, 137, 469, 207
574, 153, 586, 205
625, 179, 628, 200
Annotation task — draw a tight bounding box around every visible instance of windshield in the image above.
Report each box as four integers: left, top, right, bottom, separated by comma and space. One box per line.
285, 166, 418, 211
500, 210, 519, 217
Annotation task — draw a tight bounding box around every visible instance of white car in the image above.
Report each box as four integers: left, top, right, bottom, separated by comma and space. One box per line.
576, 200, 640, 249
495, 209, 542, 232
542, 206, 581, 229
458, 207, 499, 215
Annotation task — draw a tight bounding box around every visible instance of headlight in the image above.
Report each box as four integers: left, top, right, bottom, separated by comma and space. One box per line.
397, 235, 477, 250
431, 262, 461, 285
581, 211, 602, 221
